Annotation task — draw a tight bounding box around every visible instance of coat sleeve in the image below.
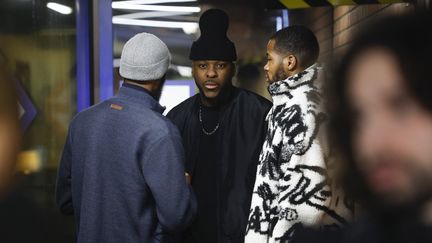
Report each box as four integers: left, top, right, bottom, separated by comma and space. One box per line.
55, 127, 74, 215
141, 132, 197, 233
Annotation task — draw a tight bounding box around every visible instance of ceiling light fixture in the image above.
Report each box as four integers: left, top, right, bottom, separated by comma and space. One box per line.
112, 17, 199, 34
47, 2, 73, 15
113, 0, 197, 5
112, 2, 201, 13
114, 11, 189, 19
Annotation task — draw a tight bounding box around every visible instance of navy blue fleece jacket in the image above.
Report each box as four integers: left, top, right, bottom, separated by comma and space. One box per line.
56, 84, 196, 243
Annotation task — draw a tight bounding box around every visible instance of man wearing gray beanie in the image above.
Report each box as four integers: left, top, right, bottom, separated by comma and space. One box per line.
167, 9, 272, 243
56, 33, 196, 243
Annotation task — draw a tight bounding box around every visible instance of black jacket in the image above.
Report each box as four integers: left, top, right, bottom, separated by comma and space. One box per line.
167, 87, 272, 243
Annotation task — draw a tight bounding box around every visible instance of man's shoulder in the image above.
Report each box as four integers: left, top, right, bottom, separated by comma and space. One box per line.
235, 88, 272, 110
70, 98, 174, 132
166, 94, 199, 119
69, 100, 110, 126
147, 116, 181, 141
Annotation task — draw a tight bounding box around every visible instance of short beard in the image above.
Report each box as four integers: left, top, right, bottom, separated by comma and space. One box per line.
362, 164, 432, 217
271, 64, 289, 83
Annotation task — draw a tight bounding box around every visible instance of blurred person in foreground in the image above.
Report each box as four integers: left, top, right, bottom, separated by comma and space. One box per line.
56, 33, 196, 243
292, 11, 432, 243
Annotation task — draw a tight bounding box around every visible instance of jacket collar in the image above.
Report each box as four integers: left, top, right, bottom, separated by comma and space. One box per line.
268, 63, 318, 96
117, 84, 166, 114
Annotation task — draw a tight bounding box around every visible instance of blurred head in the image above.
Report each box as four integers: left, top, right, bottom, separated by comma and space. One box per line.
330, 13, 432, 209
119, 33, 170, 100
0, 63, 20, 195
264, 25, 319, 83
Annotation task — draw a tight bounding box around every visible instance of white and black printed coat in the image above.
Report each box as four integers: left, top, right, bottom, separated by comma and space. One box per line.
245, 64, 350, 243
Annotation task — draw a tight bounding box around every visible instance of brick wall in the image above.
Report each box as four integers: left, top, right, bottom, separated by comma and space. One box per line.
288, 3, 414, 65
333, 3, 414, 58
289, 7, 334, 66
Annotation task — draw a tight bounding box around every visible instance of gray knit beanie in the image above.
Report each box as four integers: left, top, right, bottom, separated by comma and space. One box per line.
119, 33, 171, 81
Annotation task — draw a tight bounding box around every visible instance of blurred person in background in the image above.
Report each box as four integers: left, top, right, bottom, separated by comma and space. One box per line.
167, 9, 272, 243
292, 11, 432, 243
0, 63, 19, 197
246, 26, 351, 243
56, 33, 196, 243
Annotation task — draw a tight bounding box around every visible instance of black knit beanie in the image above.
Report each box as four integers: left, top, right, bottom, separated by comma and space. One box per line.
189, 9, 237, 61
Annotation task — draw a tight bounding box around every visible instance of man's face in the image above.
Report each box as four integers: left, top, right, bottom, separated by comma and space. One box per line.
347, 48, 432, 206
192, 60, 234, 100
264, 39, 289, 84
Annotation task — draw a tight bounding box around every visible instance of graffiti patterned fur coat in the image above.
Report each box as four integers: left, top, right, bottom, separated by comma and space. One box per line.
245, 64, 351, 243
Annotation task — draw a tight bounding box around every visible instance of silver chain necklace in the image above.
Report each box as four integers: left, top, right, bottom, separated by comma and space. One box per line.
199, 104, 220, 136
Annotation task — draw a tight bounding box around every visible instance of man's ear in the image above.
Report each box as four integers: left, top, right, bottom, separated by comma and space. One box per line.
282, 54, 297, 73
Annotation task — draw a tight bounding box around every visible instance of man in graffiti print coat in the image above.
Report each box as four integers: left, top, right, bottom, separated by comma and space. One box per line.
245, 26, 351, 243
